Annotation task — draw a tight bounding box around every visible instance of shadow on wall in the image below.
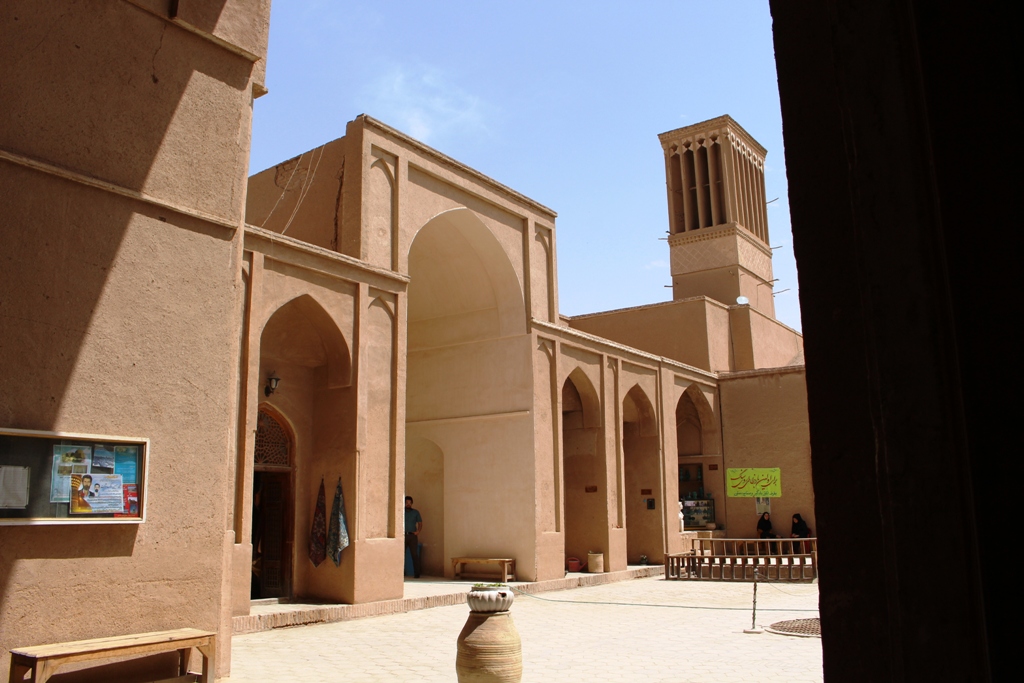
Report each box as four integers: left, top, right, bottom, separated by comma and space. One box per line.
0, 0, 248, 431
0, 0, 252, 670
405, 436, 444, 577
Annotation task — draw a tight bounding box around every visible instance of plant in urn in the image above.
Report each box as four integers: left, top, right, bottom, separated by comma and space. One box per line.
456, 584, 522, 682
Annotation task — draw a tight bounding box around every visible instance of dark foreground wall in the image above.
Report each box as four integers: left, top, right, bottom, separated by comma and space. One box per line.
770, 1, 1012, 680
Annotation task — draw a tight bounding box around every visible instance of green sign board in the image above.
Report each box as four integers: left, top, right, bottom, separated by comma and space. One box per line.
726, 468, 781, 497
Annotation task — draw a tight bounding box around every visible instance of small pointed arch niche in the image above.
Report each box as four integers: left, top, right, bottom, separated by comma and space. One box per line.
621, 383, 664, 564
676, 383, 719, 456
622, 384, 658, 438
561, 366, 601, 429
561, 366, 607, 566
259, 293, 352, 389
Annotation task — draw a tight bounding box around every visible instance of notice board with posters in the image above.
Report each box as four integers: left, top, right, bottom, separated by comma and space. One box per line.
0, 427, 148, 524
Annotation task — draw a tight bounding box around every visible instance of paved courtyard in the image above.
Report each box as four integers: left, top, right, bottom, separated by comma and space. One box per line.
222, 576, 822, 682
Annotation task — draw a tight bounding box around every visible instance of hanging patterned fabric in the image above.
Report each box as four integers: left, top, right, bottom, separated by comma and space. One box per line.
308, 478, 327, 567
327, 478, 350, 566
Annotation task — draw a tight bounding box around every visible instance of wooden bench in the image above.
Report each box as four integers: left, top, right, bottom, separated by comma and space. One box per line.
7, 628, 216, 683
452, 557, 516, 583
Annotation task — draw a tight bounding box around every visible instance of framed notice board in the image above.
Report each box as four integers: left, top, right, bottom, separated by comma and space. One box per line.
0, 427, 148, 525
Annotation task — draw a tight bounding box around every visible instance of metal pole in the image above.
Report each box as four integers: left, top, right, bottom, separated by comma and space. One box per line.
744, 568, 763, 634
751, 569, 758, 629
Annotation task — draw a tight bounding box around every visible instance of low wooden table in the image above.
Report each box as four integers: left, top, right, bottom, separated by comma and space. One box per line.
452, 557, 516, 583
7, 627, 216, 683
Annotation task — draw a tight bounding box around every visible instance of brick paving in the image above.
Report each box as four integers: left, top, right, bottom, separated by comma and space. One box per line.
222, 576, 822, 682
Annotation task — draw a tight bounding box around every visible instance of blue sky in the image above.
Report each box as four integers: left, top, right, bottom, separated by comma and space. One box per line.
250, 1, 801, 331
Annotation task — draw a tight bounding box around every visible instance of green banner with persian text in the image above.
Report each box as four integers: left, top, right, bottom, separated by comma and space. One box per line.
726, 468, 782, 497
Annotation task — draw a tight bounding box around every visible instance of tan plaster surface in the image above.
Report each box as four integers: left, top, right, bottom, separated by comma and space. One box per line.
719, 368, 814, 536
223, 576, 822, 682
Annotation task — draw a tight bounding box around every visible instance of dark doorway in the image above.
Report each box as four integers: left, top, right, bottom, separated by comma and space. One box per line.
252, 410, 294, 600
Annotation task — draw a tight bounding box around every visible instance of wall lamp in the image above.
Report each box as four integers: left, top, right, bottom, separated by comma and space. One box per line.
265, 373, 280, 397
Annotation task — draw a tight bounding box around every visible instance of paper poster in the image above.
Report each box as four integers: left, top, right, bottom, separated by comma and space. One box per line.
0, 466, 31, 509
119, 484, 139, 516
114, 446, 138, 484
726, 468, 782, 497
91, 446, 116, 473
51, 445, 92, 503
70, 473, 124, 514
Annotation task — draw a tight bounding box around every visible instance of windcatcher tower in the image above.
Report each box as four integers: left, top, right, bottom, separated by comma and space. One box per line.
659, 115, 775, 316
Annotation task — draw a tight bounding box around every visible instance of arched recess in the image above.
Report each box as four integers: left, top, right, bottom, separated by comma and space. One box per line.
682, 384, 718, 453
675, 384, 720, 530
676, 392, 704, 456
622, 384, 664, 563
366, 157, 396, 269
561, 368, 606, 569
406, 207, 530, 577
405, 436, 444, 577
253, 292, 356, 602
259, 294, 352, 389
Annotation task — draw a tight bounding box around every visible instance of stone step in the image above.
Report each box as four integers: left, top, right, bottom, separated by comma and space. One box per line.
233, 565, 664, 635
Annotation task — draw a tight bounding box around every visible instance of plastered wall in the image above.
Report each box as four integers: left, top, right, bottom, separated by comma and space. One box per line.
246, 137, 348, 251
718, 368, 814, 537
0, 2, 268, 678
729, 306, 804, 370
570, 300, 719, 371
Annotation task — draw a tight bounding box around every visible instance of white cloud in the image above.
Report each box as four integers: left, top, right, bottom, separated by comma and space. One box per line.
364, 65, 492, 146
643, 259, 669, 270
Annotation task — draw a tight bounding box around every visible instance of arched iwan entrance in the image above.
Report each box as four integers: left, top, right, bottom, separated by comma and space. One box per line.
623, 385, 664, 563
561, 369, 606, 569
256, 294, 355, 602
405, 208, 531, 578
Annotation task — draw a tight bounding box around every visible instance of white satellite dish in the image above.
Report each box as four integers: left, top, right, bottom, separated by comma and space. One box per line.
736, 296, 749, 305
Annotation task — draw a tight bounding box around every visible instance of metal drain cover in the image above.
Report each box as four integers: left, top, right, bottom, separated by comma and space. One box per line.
766, 618, 821, 638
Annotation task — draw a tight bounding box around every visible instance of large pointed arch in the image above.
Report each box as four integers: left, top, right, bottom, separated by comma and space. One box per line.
405, 206, 533, 579
408, 207, 525, 349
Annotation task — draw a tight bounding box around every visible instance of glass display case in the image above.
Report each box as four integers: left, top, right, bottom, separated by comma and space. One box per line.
682, 498, 715, 529
678, 462, 704, 499
1, 427, 148, 524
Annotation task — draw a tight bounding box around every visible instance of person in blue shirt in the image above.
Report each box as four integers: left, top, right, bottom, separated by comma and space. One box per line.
404, 496, 423, 578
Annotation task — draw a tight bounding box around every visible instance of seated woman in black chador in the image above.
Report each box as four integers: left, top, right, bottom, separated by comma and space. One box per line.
790, 513, 810, 538
756, 512, 776, 539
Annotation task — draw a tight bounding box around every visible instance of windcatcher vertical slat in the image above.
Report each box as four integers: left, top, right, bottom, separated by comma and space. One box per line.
658, 116, 777, 315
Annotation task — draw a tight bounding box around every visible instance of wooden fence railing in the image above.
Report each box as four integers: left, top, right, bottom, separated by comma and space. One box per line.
666, 537, 817, 582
